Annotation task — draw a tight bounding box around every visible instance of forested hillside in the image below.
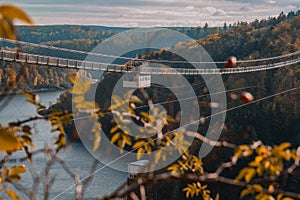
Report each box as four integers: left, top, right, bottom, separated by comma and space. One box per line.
16, 25, 121, 43
116, 12, 300, 199
143, 11, 300, 146
15, 24, 226, 45
201, 14, 300, 145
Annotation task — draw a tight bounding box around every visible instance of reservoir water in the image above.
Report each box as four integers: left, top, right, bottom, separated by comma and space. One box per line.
0, 91, 127, 199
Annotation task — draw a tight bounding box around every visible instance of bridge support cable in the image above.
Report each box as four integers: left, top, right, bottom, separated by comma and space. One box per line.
0, 49, 299, 76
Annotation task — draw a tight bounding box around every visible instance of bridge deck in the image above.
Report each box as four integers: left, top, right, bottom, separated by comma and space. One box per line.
1, 49, 299, 75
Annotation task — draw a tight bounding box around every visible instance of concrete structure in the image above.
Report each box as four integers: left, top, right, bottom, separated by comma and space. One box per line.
128, 160, 149, 178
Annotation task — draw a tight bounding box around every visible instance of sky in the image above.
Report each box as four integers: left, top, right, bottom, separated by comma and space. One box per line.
2, 0, 300, 27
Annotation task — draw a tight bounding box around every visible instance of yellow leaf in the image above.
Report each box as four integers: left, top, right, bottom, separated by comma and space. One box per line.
76, 101, 98, 110
154, 151, 161, 164
129, 95, 143, 103
57, 123, 65, 134
282, 197, 294, 200
144, 143, 151, 154
252, 184, 263, 192
268, 184, 274, 193
69, 76, 76, 83
240, 189, 251, 198
166, 115, 177, 123
33, 76, 38, 86
147, 138, 155, 146
0, 17, 15, 39
140, 112, 150, 118
167, 164, 179, 173
72, 95, 84, 104
0, 5, 33, 24
282, 150, 291, 161
25, 99, 37, 105
161, 150, 167, 161
256, 165, 264, 176
111, 132, 120, 144
244, 149, 254, 157
245, 168, 256, 183
117, 139, 125, 149
249, 156, 264, 167
110, 125, 120, 134
3, 168, 9, 176
277, 193, 284, 200
0, 127, 22, 152
132, 140, 146, 149
6, 189, 20, 200
235, 167, 255, 182
278, 142, 291, 151
8, 165, 26, 176
257, 146, 269, 156
183, 186, 192, 198
9, 174, 21, 181
112, 96, 122, 106
69, 78, 90, 95
137, 147, 144, 154
55, 133, 65, 153
93, 130, 101, 152
137, 147, 144, 160
49, 110, 63, 116
123, 135, 132, 146
238, 144, 249, 151
22, 92, 35, 99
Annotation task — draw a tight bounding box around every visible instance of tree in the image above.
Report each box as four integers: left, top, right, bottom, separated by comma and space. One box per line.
223, 22, 227, 30
204, 23, 208, 30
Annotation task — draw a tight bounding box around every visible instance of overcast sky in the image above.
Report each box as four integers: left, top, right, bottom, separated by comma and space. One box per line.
2, 0, 300, 27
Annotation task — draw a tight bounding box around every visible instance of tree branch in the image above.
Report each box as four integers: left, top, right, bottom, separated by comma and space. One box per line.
81, 159, 100, 198
99, 172, 300, 200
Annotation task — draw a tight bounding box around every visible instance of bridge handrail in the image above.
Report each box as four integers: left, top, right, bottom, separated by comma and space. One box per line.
0, 49, 300, 75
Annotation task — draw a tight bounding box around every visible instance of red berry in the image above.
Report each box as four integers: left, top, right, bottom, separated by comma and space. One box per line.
225, 56, 237, 68
240, 92, 254, 103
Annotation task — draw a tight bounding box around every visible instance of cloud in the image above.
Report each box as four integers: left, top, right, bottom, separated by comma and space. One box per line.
213, 10, 227, 16
5, 0, 300, 27
203, 7, 227, 16
184, 6, 194, 11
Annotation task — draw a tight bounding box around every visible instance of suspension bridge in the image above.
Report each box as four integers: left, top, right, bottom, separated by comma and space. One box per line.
2, 49, 300, 75
1, 37, 300, 76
